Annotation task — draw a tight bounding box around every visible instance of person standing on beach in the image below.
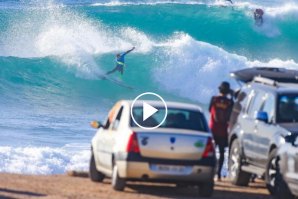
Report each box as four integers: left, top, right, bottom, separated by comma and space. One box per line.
209, 81, 234, 181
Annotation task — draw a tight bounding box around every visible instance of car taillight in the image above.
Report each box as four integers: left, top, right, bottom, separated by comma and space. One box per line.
202, 137, 215, 158
126, 132, 140, 153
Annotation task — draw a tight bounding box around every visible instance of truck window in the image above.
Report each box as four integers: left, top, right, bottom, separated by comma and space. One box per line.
248, 91, 265, 118
277, 94, 298, 123
229, 90, 248, 129
244, 90, 255, 114
261, 94, 275, 123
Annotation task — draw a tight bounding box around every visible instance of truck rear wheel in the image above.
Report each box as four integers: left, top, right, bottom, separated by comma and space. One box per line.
265, 149, 278, 195
229, 139, 251, 186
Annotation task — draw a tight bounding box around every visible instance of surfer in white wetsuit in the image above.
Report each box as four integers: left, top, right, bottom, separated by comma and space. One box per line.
106, 47, 135, 76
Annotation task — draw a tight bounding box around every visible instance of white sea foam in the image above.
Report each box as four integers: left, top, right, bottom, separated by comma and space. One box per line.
154, 33, 298, 103
1, 2, 297, 102
91, 0, 204, 7
92, 0, 298, 39
0, 146, 90, 174
0, 3, 153, 78
91, 0, 298, 21
2, 6, 298, 102
1, 0, 297, 76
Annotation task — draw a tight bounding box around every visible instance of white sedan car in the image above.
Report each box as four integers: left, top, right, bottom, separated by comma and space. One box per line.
89, 100, 216, 197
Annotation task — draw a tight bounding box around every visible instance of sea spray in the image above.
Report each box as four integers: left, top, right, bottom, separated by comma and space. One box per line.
154, 33, 298, 103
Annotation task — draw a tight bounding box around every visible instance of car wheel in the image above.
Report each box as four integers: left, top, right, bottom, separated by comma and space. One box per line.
89, 152, 105, 182
229, 139, 251, 186
265, 148, 278, 195
112, 164, 126, 191
199, 181, 214, 197
274, 161, 294, 199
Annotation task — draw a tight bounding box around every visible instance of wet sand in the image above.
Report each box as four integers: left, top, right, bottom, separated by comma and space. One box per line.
0, 173, 270, 199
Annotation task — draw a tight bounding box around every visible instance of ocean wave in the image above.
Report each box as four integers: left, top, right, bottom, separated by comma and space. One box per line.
0, 3, 153, 78
91, 1, 204, 6
0, 146, 90, 174
154, 33, 298, 103
1, 0, 298, 102
2, 28, 298, 104
3, 0, 298, 19
90, 0, 298, 19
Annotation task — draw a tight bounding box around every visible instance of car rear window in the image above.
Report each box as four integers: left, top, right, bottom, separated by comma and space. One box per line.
131, 107, 209, 132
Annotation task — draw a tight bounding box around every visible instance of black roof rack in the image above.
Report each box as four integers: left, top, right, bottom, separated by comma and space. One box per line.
230, 67, 298, 84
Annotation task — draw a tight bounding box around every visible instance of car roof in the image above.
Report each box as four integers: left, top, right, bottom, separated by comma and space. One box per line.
249, 81, 298, 95
119, 100, 203, 112
277, 83, 298, 93
231, 67, 298, 95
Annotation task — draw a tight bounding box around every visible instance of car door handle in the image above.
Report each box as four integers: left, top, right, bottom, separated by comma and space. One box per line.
254, 126, 258, 132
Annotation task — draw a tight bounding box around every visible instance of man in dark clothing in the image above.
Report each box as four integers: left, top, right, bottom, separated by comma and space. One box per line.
209, 81, 234, 181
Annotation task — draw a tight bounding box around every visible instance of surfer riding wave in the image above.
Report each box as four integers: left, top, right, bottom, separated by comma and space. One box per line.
106, 47, 135, 76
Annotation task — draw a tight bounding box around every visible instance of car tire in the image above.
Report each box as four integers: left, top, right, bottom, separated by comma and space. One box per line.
112, 164, 126, 191
265, 148, 278, 195
229, 139, 251, 186
199, 181, 214, 197
274, 162, 294, 199
89, 152, 105, 182
265, 149, 278, 195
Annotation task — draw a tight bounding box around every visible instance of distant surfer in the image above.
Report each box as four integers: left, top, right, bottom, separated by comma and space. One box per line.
226, 0, 233, 4
106, 47, 135, 76
254, 8, 264, 26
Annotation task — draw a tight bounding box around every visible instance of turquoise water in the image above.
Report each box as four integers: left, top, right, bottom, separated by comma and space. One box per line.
1, 0, 298, 174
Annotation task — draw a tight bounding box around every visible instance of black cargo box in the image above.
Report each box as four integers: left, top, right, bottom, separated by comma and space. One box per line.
230, 67, 298, 83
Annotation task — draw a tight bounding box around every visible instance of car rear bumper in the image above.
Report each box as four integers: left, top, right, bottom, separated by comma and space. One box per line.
115, 152, 216, 183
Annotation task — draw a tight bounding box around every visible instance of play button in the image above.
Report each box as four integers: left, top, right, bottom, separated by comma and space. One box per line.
131, 92, 167, 130
143, 102, 158, 121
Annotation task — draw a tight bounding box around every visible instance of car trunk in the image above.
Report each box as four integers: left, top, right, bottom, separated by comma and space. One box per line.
133, 128, 210, 161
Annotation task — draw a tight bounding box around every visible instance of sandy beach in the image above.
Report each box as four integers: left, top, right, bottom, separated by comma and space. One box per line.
0, 172, 270, 199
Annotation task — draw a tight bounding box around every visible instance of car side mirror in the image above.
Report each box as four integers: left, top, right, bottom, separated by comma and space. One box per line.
90, 121, 103, 129
255, 111, 268, 123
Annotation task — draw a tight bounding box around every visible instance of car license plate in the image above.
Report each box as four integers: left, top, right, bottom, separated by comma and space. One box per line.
150, 164, 192, 175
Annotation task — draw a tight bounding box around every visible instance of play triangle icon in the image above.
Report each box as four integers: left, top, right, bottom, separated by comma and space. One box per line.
143, 102, 158, 121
